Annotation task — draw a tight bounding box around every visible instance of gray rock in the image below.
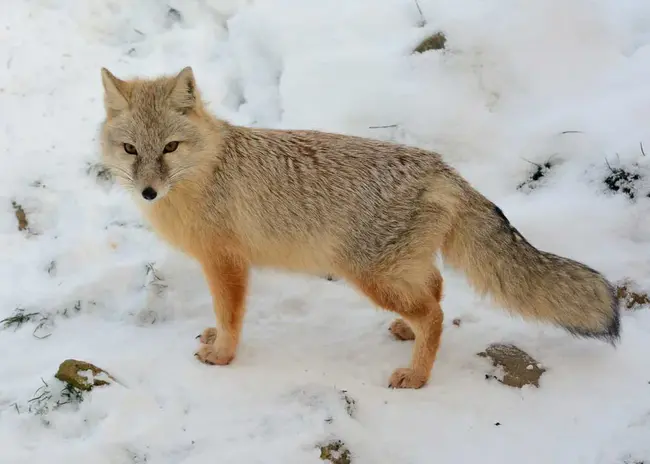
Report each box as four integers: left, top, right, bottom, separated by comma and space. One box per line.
478, 343, 546, 388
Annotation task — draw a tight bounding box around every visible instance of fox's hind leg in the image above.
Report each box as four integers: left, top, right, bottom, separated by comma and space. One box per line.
195, 252, 249, 366
353, 266, 444, 389
388, 267, 443, 342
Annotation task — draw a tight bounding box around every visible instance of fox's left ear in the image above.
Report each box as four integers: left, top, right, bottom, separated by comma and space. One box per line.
100, 67, 130, 117
169, 66, 198, 114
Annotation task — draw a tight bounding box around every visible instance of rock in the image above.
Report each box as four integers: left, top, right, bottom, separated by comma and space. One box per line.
319, 440, 351, 464
413, 32, 446, 53
477, 343, 546, 388
54, 359, 114, 392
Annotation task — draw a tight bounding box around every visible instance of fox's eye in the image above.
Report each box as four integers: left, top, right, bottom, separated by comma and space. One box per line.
163, 141, 179, 154
123, 143, 137, 155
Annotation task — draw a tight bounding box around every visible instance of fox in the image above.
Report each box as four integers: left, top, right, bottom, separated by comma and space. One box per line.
98, 66, 620, 389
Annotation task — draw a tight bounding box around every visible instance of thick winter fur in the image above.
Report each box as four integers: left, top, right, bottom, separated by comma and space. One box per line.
99, 66, 620, 389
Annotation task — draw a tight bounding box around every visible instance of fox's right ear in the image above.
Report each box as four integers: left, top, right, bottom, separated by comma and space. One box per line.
100, 67, 129, 117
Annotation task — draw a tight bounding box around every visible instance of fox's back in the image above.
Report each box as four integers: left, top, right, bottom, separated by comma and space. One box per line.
211, 127, 449, 270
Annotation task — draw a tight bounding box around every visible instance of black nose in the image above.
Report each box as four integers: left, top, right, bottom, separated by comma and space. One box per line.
142, 187, 157, 201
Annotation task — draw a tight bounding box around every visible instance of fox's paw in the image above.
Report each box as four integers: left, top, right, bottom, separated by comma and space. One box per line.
389, 319, 415, 341
197, 327, 217, 345
388, 368, 428, 389
194, 343, 235, 366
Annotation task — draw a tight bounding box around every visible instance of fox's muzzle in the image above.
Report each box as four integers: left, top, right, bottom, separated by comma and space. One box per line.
133, 156, 169, 202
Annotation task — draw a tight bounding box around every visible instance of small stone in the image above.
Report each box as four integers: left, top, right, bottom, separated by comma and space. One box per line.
319, 440, 351, 464
54, 359, 114, 392
477, 343, 546, 388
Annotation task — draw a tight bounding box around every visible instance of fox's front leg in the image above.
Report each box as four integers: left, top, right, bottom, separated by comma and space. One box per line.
195, 253, 249, 366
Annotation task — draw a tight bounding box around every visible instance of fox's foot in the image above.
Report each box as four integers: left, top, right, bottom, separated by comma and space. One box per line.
388, 368, 428, 389
194, 327, 235, 365
195, 343, 235, 365
389, 319, 415, 341
198, 327, 217, 344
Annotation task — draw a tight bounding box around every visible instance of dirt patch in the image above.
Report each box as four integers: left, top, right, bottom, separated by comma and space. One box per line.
616, 280, 650, 310
319, 440, 351, 464
604, 166, 642, 199
12, 201, 29, 231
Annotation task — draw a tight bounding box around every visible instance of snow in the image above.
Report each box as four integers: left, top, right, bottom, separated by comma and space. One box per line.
1, 0, 650, 462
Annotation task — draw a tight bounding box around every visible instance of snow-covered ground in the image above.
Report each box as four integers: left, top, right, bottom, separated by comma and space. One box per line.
2, 0, 650, 462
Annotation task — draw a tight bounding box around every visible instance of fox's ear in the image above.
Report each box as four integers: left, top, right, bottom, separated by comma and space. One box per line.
168, 66, 198, 114
100, 67, 129, 116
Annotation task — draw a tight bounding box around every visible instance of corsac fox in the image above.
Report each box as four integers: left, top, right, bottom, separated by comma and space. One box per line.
98, 66, 619, 389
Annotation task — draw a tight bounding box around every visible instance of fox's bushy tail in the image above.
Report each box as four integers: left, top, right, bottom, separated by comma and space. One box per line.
440, 193, 620, 344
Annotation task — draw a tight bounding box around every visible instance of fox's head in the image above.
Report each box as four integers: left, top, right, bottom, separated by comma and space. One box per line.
99, 66, 215, 203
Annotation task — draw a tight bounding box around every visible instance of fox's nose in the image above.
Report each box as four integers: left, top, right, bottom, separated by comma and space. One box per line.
142, 187, 158, 201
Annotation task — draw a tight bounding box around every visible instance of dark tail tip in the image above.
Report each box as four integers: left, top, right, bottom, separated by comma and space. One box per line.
564, 284, 621, 347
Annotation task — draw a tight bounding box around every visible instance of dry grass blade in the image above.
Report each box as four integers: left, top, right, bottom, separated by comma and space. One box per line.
1, 308, 41, 330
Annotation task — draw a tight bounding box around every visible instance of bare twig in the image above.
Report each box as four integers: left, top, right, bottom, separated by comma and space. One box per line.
413, 0, 426, 26
368, 124, 398, 129
32, 317, 52, 339
520, 157, 542, 168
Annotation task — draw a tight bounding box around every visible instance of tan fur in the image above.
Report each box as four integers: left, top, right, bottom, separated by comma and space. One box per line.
99, 66, 620, 389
